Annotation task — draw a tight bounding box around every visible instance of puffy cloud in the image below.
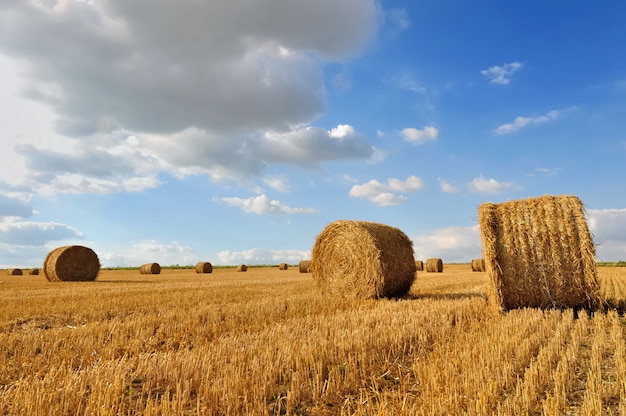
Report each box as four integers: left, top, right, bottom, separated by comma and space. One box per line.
495, 110, 560, 135
216, 194, 317, 215
98, 240, 197, 268
481, 61, 523, 85
0, 1, 379, 192
401, 126, 438, 144
349, 175, 426, 205
438, 178, 459, 193
588, 208, 626, 261
412, 225, 482, 263
467, 175, 516, 194
216, 248, 311, 265
0, 219, 82, 246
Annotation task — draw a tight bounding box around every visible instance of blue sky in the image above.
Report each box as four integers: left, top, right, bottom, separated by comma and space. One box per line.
1, 1, 626, 267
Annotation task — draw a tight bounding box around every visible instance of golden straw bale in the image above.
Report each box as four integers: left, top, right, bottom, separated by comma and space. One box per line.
471, 258, 485, 272
140, 263, 161, 275
29, 268, 39, 275
8, 268, 23, 276
278, 263, 288, 270
311, 220, 416, 299
478, 194, 601, 311
425, 258, 443, 273
43, 246, 100, 282
415, 260, 424, 271
237, 264, 247, 272
195, 261, 213, 274
298, 260, 311, 273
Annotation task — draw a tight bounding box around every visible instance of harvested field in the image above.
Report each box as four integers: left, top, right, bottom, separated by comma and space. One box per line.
1, 265, 625, 415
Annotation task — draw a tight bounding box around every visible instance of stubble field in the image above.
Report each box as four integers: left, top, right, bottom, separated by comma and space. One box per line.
1, 264, 625, 415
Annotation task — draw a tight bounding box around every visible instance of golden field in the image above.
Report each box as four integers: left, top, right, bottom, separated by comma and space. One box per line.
1, 264, 625, 415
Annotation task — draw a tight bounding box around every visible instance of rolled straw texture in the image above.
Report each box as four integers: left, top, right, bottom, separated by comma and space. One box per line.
237, 264, 247, 272
298, 260, 311, 273
140, 263, 161, 275
311, 220, 416, 299
8, 268, 23, 276
44, 246, 100, 282
425, 258, 443, 273
415, 260, 424, 271
278, 263, 288, 270
478, 194, 601, 311
195, 262, 213, 274
471, 258, 485, 272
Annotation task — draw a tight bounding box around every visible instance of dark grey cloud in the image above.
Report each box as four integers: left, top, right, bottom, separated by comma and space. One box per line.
0, 220, 82, 246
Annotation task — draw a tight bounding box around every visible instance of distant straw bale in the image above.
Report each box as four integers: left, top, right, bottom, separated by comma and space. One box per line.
471, 258, 485, 272
311, 220, 416, 299
237, 264, 247, 272
195, 261, 213, 274
278, 263, 288, 270
298, 260, 311, 273
44, 246, 100, 282
425, 258, 443, 273
478, 194, 601, 311
8, 268, 23, 276
415, 260, 424, 271
29, 268, 39, 275
140, 263, 161, 275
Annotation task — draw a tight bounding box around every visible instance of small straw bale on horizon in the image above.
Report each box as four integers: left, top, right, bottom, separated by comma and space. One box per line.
44, 246, 100, 282
298, 260, 311, 273
140, 263, 161, 275
415, 260, 424, 271
425, 258, 443, 273
195, 261, 213, 274
237, 264, 247, 272
278, 263, 288, 270
471, 258, 485, 272
478, 194, 601, 311
311, 220, 416, 299
8, 268, 23, 276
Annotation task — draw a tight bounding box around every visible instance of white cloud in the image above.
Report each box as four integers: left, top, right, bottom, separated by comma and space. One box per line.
0, 194, 33, 218
481, 61, 523, 85
412, 225, 482, 263
98, 240, 198, 268
438, 178, 459, 193
216, 194, 317, 215
401, 126, 438, 144
0, 1, 379, 193
349, 175, 426, 206
588, 208, 626, 261
0, 218, 82, 246
386, 8, 411, 31
216, 248, 311, 266
495, 110, 560, 135
468, 175, 516, 194
263, 175, 291, 193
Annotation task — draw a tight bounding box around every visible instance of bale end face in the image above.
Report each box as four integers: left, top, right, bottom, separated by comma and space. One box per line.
237, 264, 247, 272
8, 268, 23, 276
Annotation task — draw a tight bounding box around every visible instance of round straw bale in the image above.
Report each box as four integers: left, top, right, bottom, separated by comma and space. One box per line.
140, 263, 161, 274
311, 220, 416, 299
471, 258, 485, 272
195, 261, 213, 274
298, 260, 311, 273
425, 258, 443, 273
237, 264, 247, 272
8, 268, 23, 276
278, 263, 288, 270
43, 246, 100, 282
29, 268, 40, 275
415, 260, 424, 271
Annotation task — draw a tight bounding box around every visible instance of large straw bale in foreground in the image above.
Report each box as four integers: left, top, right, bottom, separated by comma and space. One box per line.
478, 195, 601, 311
44, 246, 100, 282
140, 263, 161, 275
311, 220, 416, 299
195, 261, 212, 274
425, 258, 443, 273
